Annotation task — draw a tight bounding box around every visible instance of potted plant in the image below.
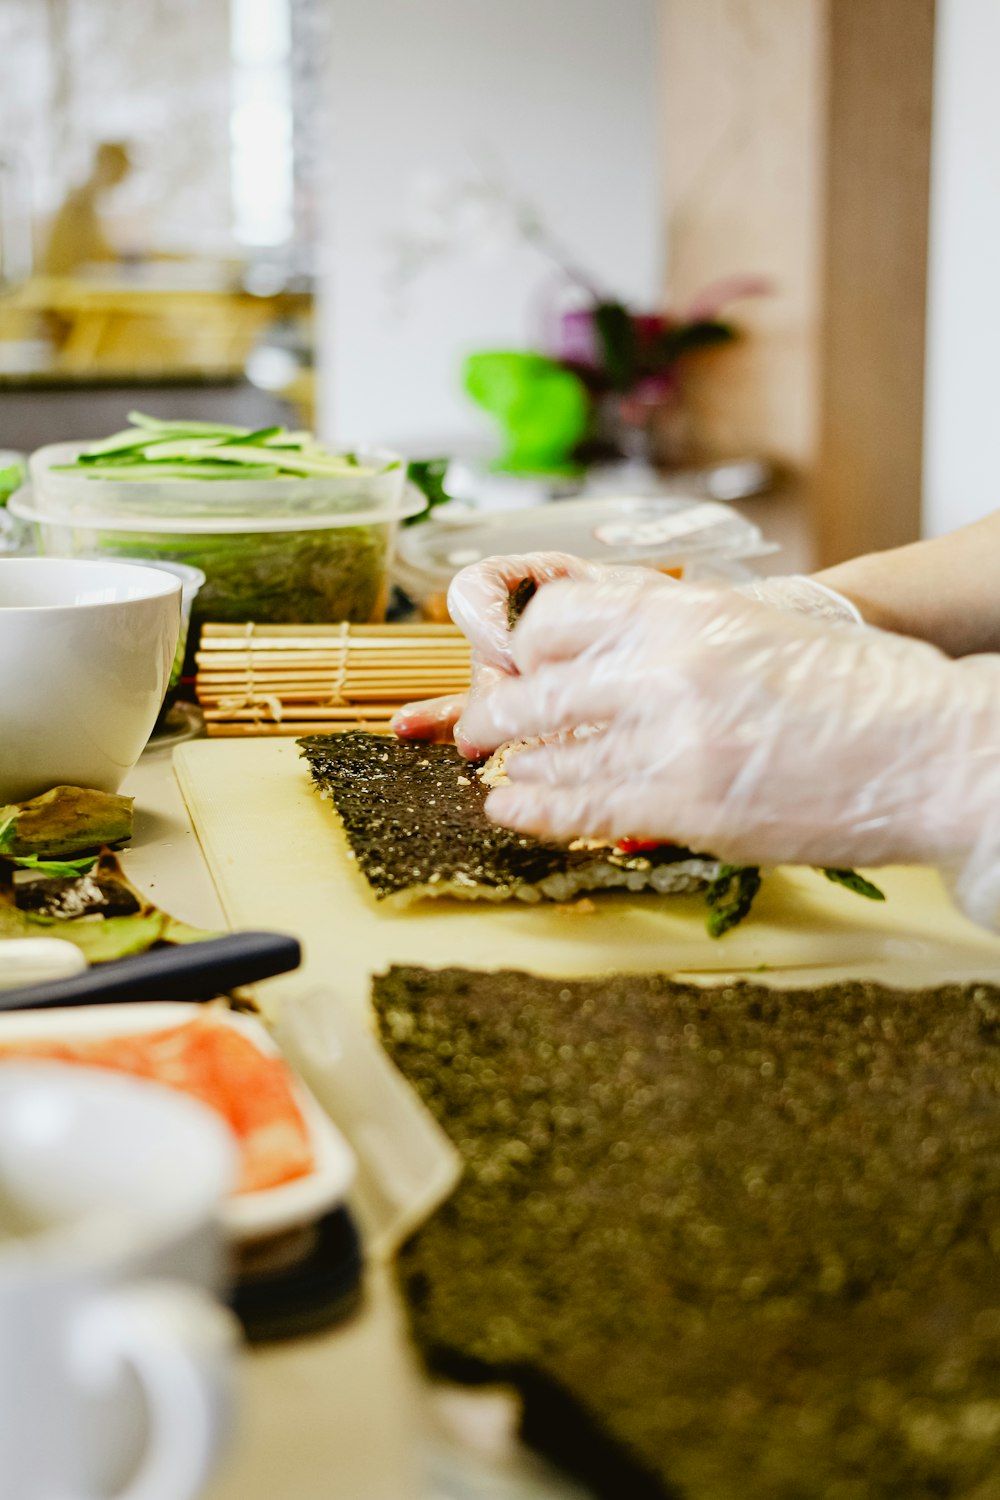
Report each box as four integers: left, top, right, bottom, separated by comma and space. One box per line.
388, 168, 769, 471
551, 273, 770, 466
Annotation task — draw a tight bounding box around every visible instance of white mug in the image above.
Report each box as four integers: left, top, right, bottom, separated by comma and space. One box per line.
0, 557, 181, 803
0, 1063, 240, 1500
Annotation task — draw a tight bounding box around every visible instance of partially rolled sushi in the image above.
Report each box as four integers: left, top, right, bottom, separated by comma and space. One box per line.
298, 731, 720, 905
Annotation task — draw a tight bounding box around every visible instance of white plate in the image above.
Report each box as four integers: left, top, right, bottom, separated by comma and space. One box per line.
0, 1001, 355, 1242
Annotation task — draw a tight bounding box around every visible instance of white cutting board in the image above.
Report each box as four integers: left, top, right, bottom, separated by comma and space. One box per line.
174, 739, 1000, 1020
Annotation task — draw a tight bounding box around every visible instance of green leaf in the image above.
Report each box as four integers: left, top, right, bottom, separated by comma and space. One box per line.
592, 301, 640, 392
0, 788, 132, 858
705, 864, 763, 937
655, 319, 737, 366
406, 458, 452, 526
822, 868, 886, 901
10, 853, 99, 879
0, 457, 24, 501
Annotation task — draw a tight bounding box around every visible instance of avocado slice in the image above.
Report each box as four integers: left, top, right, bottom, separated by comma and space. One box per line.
0, 787, 134, 860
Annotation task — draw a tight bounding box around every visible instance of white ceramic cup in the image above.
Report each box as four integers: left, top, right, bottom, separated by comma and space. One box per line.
0, 557, 181, 803
0, 1063, 240, 1500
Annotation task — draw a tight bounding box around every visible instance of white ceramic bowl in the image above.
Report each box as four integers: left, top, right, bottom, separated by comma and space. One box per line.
0, 1064, 238, 1500
0, 557, 181, 803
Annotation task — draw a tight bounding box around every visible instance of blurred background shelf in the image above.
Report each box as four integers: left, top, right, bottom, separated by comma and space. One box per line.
0, 375, 298, 452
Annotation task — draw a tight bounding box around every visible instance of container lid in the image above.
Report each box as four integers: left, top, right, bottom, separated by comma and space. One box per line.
395, 494, 775, 591
24, 443, 422, 533
12, 474, 426, 536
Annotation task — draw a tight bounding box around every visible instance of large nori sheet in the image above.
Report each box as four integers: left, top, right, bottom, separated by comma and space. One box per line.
374, 965, 1000, 1500
298, 731, 711, 902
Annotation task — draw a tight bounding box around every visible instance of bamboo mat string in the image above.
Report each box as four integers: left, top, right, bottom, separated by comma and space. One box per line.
325, 621, 351, 707
215, 621, 285, 725
196, 619, 472, 735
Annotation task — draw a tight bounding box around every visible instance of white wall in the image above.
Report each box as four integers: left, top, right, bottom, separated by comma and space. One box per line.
319, 0, 662, 450
923, 0, 1000, 536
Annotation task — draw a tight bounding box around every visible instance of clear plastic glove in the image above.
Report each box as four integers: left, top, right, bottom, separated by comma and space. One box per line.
392, 551, 667, 756
458, 578, 1000, 927
737, 574, 864, 626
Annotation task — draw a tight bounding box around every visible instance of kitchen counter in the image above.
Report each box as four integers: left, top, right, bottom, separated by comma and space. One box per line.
123, 739, 587, 1500
123, 742, 426, 1500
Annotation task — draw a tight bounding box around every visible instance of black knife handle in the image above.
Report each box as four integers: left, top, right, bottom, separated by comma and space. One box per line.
0, 931, 302, 1012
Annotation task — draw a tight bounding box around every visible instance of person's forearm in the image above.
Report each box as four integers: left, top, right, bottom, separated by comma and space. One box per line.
815, 509, 1000, 656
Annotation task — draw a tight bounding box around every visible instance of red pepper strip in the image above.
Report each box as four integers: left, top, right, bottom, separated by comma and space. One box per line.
614, 838, 673, 854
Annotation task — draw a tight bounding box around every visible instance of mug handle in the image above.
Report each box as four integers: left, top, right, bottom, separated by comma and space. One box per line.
67, 1279, 239, 1500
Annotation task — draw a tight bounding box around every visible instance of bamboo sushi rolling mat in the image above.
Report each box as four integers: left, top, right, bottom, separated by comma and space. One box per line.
194, 622, 472, 736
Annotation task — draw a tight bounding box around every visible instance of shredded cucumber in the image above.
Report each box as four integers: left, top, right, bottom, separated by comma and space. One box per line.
51, 461, 283, 481
127, 412, 248, 435
57, 413, 383, 481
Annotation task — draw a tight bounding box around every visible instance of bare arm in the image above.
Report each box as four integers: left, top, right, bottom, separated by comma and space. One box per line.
816, 509, 1000, 657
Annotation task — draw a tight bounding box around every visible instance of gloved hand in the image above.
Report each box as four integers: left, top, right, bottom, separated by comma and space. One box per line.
737, 574, 864, 626
458, 578, 1000, 927
392, 551, 667, 756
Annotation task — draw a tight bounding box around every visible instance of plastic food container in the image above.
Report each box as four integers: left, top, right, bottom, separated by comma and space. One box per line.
12, 442, 425, 631
394, 494, 777, 621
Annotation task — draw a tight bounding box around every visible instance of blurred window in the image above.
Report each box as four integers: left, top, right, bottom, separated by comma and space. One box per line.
230, 0, 294, 247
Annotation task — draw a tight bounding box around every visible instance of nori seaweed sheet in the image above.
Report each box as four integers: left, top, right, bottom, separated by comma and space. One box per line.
298, 731, 711, 901
374, 965, 1000, 1500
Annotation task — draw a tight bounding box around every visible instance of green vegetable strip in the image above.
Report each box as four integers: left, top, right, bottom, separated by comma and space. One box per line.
127, 412, 248, 435
195, 446, 372, 476
81, 428, 170, 458
264, 430, 322, 448
224, 426, 283, 446
705, 864, 763, 937
129, 439, 234, 459
10, 854, 98, 878
57, 414, 385, 481
822, 868, 886, 901
51, 462, 283, 480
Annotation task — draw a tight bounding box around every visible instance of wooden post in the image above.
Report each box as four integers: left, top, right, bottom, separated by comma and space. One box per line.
662, 0, 937, 569
813, 0, 936, 565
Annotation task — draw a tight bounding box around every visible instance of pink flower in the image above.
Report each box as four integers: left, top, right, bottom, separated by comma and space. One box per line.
556, 308, 600, 366
681, 274, 772, 323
